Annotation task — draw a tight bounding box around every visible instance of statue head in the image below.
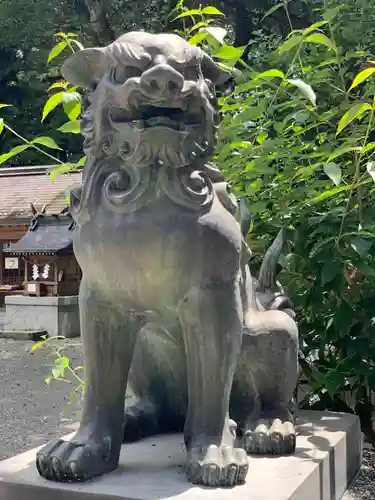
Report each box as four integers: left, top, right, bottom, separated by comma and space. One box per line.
62, 32, 234, 168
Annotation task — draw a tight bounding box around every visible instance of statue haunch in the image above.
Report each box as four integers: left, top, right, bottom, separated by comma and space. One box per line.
36, 32, 299, 487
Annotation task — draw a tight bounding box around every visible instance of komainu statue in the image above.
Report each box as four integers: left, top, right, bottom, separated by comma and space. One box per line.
36, 32, 299, 487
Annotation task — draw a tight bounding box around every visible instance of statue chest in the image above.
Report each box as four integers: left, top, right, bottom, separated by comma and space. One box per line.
72, 199, 242, 306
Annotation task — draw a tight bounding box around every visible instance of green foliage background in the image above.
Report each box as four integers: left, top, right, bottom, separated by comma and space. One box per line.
3, 0, 375, 442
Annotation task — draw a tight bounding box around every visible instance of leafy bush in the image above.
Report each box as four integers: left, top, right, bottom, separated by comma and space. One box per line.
170, 1, 375, 440
206, 2, 375, 440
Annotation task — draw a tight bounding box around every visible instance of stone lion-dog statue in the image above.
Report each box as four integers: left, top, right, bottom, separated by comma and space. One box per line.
36, 31, 299, 487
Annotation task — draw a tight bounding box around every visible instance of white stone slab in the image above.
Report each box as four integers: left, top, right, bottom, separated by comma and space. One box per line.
0, 411, 362, 500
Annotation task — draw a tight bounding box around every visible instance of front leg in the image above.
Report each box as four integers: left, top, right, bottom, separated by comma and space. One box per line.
36, 281, 142, 482
178, 279, 248, 487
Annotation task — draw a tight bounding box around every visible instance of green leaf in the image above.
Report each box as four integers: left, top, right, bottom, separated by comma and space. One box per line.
58, 120, 81, 134
323, 162, 341, 186
52, 356, 70, 379
367, 161, 375, 182
189, 21, 209, 33
31, 136, 63, 150
188, 32, 208, 46
287, 79, 316, 106
325, 369, 344, 398
49, 157, 85, 181
48, 81, 68, 91
77, 156, 86, 166
323, 5, 346, 22
351, 237, 372, 257
256, 132, 269, 144
60, 356, 70, 368
358, 263, 375, 278
173, 9, 202, 20
203, 26, 227, 44
45, 376, 52, 385
336, 103, 372, 135
261, 1, 286, 21
201, 6, 224, 16
47, 41, 67, 63
307, 185, 353, 204
303, 21, 329, 35
31, 340, 45, 352
254, 69, 285, 81
0, 144, 30, 165
42, 92, 64, 122
309, 236, 336, 258
278, 35, 303, 55
62, 92, 81, 121
328, 146, 362, 161
49, 163, 76, 181
349, 67, 375, 91
304, 33, 337, 52
362, 142, 375, 154
0, 118, 4, 135
321, 261, 342, 285
213, 45, 244, 60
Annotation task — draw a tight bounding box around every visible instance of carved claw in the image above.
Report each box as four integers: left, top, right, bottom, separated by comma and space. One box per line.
187, 444, 248, 487
36, 436, 116, 482
243, 418, 296, 455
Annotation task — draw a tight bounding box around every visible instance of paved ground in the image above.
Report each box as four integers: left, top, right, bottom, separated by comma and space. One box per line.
0, 337, 83, 460
0, 334, 374, 498
0, 308, 5, 329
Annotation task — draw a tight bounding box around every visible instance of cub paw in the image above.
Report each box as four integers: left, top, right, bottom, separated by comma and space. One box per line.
187, 444, 248, 487
243, 418, 296, 455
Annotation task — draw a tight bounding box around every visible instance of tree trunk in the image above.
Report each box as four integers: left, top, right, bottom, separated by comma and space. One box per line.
233, 1, 253, 47
83, 0, 115, 45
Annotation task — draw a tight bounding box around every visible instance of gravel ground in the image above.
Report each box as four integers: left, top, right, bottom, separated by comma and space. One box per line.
0, 337, 83, 460
0, 333, 375, 499
343, 449, 375, 500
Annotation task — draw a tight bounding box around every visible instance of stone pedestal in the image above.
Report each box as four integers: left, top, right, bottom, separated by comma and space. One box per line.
3, 295, 80, 338
0, 411, 362, 500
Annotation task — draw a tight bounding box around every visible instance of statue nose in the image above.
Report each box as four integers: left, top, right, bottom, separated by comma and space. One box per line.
140, 64, 184, 97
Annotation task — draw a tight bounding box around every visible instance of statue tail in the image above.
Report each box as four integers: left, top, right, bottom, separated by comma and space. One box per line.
258, 229, 284, 292
240, 198, 251, 237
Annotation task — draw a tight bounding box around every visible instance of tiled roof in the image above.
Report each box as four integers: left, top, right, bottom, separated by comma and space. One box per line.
0, 171, 82, 219
4, 215, 75, 255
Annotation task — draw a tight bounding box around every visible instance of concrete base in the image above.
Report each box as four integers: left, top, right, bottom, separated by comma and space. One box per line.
4, 295, 80, 338
0, 328, 47, 341
0, 411, 361, 500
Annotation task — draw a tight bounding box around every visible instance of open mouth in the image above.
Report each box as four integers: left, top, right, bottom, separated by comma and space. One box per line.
110, 103, 202, 130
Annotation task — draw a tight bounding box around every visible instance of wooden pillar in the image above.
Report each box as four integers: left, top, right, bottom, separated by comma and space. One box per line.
0, 244, 3, 285
54, 257, 59, 297
23, 257, 28, 295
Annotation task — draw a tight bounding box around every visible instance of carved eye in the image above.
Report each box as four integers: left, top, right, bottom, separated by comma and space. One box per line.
112, 66, 142, 83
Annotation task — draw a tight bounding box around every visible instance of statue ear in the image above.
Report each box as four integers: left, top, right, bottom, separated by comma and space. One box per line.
201, 53, 239, 95
61, 48, 108, 87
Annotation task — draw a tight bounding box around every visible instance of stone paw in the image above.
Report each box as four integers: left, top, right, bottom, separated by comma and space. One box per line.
243, 418, 296, 455
123, 399, 160, 443
36, 436, 117, 482
187, 444, 249, 487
